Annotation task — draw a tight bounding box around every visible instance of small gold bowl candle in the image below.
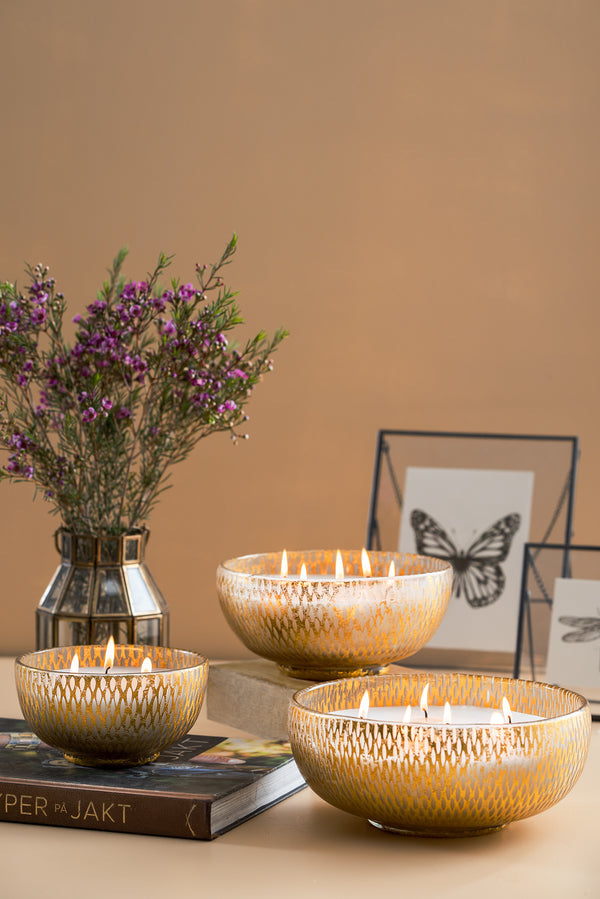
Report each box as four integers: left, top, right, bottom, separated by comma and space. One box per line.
288, 672, 591, 837
217, 549, 453, 680
15, 643, 208, 767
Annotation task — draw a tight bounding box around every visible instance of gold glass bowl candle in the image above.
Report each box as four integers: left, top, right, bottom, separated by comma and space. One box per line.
288, 672, 591, 837
216, 550, 453, 680
15, 645, 208, 767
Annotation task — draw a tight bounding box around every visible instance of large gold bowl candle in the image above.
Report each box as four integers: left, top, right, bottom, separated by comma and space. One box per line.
216, 549, 453, 680
288, 672, 591, 837
15, 644, 208, 767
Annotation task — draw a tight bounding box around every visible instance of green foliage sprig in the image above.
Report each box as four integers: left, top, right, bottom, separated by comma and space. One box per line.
0, 235, 287, 534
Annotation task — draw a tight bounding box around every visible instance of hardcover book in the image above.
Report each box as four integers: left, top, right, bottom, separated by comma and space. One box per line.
0, 718, 305, 840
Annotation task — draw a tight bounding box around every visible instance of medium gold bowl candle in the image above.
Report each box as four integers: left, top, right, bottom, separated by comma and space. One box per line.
216, 550, 453, 680
288, 672, 591, 837
15, 644, 208, 767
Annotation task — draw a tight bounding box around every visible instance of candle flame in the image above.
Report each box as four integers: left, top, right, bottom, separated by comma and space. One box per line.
402, 704, 412, 723
103, 636, 115, 673
502, 697, 512, 723
387, 559, 396, 578
70, 653, 80, 673
443, 701, 452, 724
280, 549, 288, 577
359, 690, 370, 719
335, 550, 344, 579
361, 548, 372, 577
299, 562, 308, 580
419, 684, 429, 718
141, 657, 152, 673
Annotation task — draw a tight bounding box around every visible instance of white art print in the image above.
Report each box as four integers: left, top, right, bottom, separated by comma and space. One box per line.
398, 467, 534, 653
546, 578, 600, 696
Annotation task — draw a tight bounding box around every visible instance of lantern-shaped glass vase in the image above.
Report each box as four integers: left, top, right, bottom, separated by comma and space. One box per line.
36, 528, 169, 649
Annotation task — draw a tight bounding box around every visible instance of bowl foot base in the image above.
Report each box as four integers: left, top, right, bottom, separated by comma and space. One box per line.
369, 819, 507, 838
63, 750, 160, 768
278, 663, 390, 681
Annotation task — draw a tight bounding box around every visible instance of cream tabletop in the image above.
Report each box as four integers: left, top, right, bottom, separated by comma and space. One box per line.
0, 656, 598, 899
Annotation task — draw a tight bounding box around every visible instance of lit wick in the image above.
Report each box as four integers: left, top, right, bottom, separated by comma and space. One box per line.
359, 691, 370, 719
420, 683, 429, 720
103, 636, 116, 675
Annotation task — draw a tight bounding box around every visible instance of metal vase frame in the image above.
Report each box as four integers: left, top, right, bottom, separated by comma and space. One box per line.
36, 528, 169, 649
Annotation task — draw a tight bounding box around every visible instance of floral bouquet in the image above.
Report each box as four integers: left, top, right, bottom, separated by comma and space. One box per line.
0, 236, 286, 535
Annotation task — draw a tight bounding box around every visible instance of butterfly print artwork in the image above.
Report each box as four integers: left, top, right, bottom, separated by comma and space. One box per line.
409, 509, 522, 609
558, 616, 600, 643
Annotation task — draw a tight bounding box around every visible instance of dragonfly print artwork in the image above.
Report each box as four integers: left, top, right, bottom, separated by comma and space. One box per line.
410, 509, 522, 609
558, 615, 600, 643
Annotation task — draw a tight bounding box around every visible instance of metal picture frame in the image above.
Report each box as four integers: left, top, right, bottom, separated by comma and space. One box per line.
366, 430, 579, 672
515, 542, 600, 721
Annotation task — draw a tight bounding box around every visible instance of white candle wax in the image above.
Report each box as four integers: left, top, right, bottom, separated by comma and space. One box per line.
59, 641, 164, 674
332, 705, 543, 725
60, 666, 169, 674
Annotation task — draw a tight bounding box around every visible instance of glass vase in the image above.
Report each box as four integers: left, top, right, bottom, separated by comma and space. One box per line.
36, 528, 169, 649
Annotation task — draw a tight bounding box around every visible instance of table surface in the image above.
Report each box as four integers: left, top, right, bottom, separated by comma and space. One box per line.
0, 657, 598, 898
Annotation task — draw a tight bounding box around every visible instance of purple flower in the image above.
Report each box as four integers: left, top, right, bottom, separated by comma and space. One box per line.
117, 406, 131, 419
101, 397, 113, 412
82, 407, 97, 423
16, 374, 27, 387
179, 283, 196, 302
228, 368, 248, 380
162, 320, 177, 336
87, 299, 107, 315
29, 281, 48, 303
224, 400, 237, 411
115, 303, 130, 323
30, 307, 47, 326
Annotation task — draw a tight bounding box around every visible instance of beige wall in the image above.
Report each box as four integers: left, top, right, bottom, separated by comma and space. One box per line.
0, 1, 599, 656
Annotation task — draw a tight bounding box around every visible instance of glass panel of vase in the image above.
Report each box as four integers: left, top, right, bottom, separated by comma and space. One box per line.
39, 565, 70, 611
134, 617, 161, 645
74, 536, 95, 564
90, 619, 130, 645
36, 614, 53, 649
57, 618, 89, 646
94, 568, 129, 615
59, 568, 93, 614
142, 569, 170, 613
60, 532, 71, 561
99, 538, 121, 564
124, 567, 158, 613
125, 536, 143, 562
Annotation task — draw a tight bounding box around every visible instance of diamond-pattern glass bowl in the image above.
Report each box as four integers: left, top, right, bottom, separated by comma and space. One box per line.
15, 645, 208, 767
217, 550, 453, 679
288, 672, 591, 836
